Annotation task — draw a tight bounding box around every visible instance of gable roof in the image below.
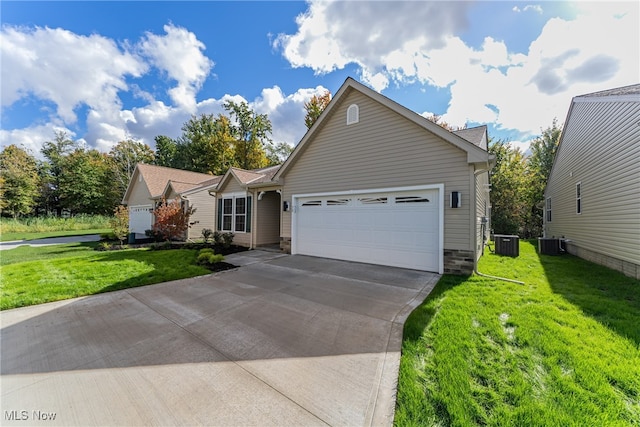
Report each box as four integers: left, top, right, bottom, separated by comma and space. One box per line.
575, 83, 640, 99
453, 125, 488, 149
122, 163, 216, 203
275, 77, 492, 180
216, 165, 282, 192
546, 83, 640, 195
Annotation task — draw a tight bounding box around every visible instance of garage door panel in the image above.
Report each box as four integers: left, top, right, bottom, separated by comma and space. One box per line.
129, 205, 153, 235
295, 189, 440, 272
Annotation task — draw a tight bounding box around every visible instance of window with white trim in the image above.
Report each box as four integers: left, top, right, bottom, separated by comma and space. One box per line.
346, 104, 359, 125
219, 196, 251, 233
546, 197, 552, 222
576, 182, 581, 214
235, 197, 246, 232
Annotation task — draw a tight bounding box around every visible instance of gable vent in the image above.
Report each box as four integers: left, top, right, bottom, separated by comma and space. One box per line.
347, 104, 359, 125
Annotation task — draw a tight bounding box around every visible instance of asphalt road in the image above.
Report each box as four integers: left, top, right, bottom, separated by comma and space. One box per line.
0, 234, 101, 251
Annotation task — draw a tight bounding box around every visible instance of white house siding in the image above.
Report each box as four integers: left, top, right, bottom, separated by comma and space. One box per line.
185, 189, 216, 240
281, 88, 472, 252
545, 95, 640, 276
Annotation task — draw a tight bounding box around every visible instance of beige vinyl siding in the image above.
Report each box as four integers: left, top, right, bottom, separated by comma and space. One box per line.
281, 89, 472, 251
217, 176, 251, 247
126, 171, 153, 206
165, 188, 179, 200
219, 176, 246, 194
255, 191, 280, 245
475, 170, 490, 259
545, 97, 640, 265
186, 189, 216, 240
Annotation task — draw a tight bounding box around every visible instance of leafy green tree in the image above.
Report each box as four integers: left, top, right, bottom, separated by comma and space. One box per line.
110, 205, 129, 246
488, 139, 529, 236
224, 101, 272, 170
175, 114, 235, 175
304, 90, 331, 129
40, 131, 77, 216
265, 141, 293, 165
58, 149, 119, 215
154, 135, 178, 168
0, 145, 40, 217
109, 139, 155, 198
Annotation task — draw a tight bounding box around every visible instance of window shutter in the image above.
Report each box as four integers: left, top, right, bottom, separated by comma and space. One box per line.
246, 196, 252, 232
217, 198, 222, 230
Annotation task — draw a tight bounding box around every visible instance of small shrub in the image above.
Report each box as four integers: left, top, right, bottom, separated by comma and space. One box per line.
221, 232, 234, 248
110, 205, 129, 246
97, 242, 112, 251
152, 197, 194, 241
213, 231, 223, 245
196, 248, 225, 268
201, 228, 214, 243
100, 232, 116, 241
145, 229, 164, 242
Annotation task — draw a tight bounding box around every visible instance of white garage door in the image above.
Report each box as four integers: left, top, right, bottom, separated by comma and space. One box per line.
129, 205, 153, 235
294, 188, 441, 272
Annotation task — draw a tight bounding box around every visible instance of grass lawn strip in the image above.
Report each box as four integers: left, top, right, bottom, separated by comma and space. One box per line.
395, 241, 640, 426
0, 244, 211, 310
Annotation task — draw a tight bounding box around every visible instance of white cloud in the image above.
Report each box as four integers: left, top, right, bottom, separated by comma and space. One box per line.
275, 0, 472, 89
0, 26, 145, 123
513, 5, 543, 14
138, 24, 213, 112
0, 124, 75, 158
252, 85, 330, 146
277, 0, 638, 139
0, 23, 216, 154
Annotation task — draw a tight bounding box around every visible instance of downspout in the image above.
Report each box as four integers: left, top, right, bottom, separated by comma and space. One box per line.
250, 189, 256, 250
473, 163, 524, 285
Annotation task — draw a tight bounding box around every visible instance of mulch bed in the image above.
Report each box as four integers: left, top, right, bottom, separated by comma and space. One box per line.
203, 261, 238, 273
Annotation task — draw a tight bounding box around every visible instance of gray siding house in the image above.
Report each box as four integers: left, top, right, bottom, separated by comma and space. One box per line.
273, 78, 494, 274
544, 84, 640, 279
124, 77, 495, 274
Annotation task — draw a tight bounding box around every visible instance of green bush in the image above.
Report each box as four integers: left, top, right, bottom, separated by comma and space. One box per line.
213, 231, 234, 248
201, 228, 214, 243
196, 249, 224, 267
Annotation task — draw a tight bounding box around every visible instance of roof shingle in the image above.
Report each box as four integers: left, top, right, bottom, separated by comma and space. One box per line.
136, 164, 216, 198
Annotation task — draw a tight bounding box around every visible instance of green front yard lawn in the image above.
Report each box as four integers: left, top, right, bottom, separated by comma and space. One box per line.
0, 242, 212, 310
396, 241, 639, 426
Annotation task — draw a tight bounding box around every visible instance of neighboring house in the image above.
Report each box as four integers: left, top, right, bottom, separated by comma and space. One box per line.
544, 84, 640, 279
212, 77, 494, 274
213, 165, 282, 248
121, 164, 220, 240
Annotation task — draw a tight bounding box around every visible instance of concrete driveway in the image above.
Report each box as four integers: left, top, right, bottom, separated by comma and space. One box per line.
0, 250, 439, 426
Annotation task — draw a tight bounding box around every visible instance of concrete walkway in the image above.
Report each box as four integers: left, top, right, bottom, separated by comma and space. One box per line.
0, 234, 101, 250
0, 250, 439, 426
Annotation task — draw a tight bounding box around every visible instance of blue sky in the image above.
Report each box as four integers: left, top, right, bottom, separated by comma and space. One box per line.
1, 1, 638, 158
